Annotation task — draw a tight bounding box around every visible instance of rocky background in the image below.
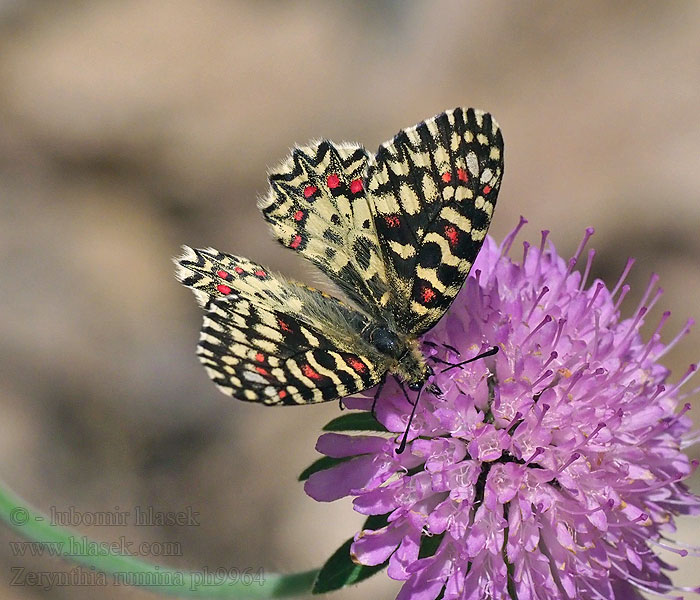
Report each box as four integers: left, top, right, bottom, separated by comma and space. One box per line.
1, 2, 699, 598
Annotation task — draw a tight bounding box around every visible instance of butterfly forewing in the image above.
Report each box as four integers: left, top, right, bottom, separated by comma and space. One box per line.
176, 246, 385, 405
259, 141, 391, 320
366, 107, 504, 334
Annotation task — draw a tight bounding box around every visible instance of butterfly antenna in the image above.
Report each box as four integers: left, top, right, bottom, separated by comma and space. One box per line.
397, 384, 423, 454
440, 345, 499, 374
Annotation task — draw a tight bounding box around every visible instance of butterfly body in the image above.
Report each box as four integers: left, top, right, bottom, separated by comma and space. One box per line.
176, 107, 503, 406
361, 325, 428, 388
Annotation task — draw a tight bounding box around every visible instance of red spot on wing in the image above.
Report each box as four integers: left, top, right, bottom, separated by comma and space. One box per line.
254, 269, 267, 278
302, 364, 322, 380
290, 234, 302, 249
421, 286, 436, 303
385, 215, 400, 228
483, 185, 492, 194
303, 185, 317, 198
234, 266, 244, 274
444, 225, 459, 247
216, 269, 229, 279
216, 284, 232, 295
350, 179, 363, 194
255, 352, 265, 362
278, 319, 292, 333
278, 390, 287, 399
457, 168, 468, 182
346, 356, 367, 374
441, 172, 452, 183
293, 210, 304, 221
327, 174, 340, 189
255, 366, 269, 376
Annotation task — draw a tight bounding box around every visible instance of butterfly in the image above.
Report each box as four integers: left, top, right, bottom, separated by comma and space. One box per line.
176, 107, 503, 427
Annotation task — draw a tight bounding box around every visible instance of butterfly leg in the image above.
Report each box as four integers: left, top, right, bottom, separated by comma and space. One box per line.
395, 375, 415, 406
442, 343, 460, 356
427, 381, 443, 397
423, 340, 461, 356
426, 355, 454, 368
439, 345, 499, 374
397, 383, 423, 454
421, 364, 443, 398
424, 341, 463, 378
370, 372, 388, 418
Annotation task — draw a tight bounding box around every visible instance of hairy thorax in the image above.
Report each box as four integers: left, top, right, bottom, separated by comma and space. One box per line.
364, 325, 429, 388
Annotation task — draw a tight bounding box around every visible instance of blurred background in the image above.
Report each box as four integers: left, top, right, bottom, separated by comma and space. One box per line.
1, 1, 699, 598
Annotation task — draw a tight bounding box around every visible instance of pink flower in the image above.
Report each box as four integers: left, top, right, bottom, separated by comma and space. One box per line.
305, 220, 700, 599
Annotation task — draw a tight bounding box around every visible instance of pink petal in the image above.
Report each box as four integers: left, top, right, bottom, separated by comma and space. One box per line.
316, 432, 388, 458
351, 523, 407, 566
387, 532, 421, 580
304, 454, 388, 502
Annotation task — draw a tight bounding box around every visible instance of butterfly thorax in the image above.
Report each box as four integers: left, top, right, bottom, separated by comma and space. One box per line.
363, 324, 428, 387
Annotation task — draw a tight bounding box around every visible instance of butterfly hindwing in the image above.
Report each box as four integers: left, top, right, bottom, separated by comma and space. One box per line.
259, 141, 391, 320
198, 299, 383, 405
176, 246, 385, 405
366, 107, 504, 335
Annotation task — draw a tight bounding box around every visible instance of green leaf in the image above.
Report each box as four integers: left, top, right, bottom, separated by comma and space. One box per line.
312, 538, 386, 594
323, 412, 387, 432
312, 513, 392, 594
362, 512, 391, 530
297, 455, 352, 482
418, 532, 444, 559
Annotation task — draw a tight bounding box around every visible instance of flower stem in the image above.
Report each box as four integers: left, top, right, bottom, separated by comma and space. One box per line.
0, 480, 318, 598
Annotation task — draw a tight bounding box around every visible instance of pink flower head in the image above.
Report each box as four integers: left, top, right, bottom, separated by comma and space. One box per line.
305, 220, 700, 600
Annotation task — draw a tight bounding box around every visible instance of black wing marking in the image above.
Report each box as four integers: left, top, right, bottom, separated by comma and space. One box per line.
365, 107, 504, 335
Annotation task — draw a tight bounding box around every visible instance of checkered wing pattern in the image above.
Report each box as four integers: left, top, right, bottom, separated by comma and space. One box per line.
366, 107, 504, 335
175, 247, 385, 405
259, 141, 391, 320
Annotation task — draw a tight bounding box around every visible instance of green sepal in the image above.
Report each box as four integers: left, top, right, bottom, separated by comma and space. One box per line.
297, 455, 352, 482
299, 412, 387, 482
312, 513, 391, 594
323, 412, 387, 432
